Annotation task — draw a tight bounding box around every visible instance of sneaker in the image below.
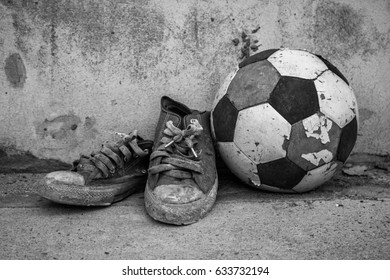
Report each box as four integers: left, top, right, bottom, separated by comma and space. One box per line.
145, 96, 218, 225
36, 130, 153, 206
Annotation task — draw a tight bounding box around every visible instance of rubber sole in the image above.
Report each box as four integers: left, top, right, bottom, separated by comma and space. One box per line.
144, 175, 218, 225
36, 176, 146, 206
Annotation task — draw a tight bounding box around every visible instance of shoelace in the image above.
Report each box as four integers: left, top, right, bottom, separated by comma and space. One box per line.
148, 119, 204, 179
74, 130, 148, 179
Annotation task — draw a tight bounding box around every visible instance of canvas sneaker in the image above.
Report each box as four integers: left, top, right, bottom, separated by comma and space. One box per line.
36, 130, 153, 206
145, 96, 218, 225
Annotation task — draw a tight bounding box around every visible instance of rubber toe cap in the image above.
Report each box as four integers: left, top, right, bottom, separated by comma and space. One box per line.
153, 184, 204, 204
45, 171, 85, 186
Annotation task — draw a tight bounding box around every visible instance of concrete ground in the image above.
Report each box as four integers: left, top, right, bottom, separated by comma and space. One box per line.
0, 166, 389, 260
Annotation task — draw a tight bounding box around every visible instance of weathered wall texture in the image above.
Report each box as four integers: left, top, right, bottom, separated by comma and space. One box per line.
0, 0, 389, 163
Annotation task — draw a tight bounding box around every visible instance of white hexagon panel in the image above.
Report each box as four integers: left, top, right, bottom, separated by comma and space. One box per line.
234, 103, 291, 164
293, 161, 340, 193
211, 66, 239, 110
268, 49, 328, 79
287, 112, 341, 171
315, 70, 358, 128
217, 142, 260, 187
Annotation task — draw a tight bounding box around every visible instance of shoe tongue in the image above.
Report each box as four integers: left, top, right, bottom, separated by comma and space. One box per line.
79, 169, 101, 184
75, 156, 106, 183
163, 97, 200, 129
183, 114, 200, 127
165, 113, 184, 130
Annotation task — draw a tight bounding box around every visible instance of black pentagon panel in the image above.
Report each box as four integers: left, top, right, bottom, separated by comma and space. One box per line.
212, 95, 238, 142
226, 60, 280, 111
337, 117, 358, 162
315, 54, 349, 85
269, 76, 319, 124
239, 49, 280, 68
257, 158, 306, 190
287, 113, 342, 171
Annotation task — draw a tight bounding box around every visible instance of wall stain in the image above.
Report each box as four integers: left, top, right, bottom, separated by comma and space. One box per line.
179, 3, 231, 65
4, 53, 27, 87
83, 116, 98, 139
35, 114, 81, 140
48, 2, 58, 59
193, 7, 200, 49
313, 0, 371, 59
2, 0, 166, 77
182, 6, 205, 57
359, 108, 375, 122
11, 12, 32, 54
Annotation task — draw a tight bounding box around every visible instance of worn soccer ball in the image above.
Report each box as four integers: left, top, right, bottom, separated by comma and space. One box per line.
211, 48, 358, 193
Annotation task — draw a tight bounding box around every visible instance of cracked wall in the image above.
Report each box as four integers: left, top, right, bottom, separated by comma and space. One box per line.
0, 0, 389, 163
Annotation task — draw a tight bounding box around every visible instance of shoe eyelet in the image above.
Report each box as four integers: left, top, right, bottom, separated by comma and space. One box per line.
110, 169, 115, 174
141, 169, 147, 174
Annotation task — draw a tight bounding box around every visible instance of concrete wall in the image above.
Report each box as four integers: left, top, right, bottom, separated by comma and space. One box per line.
0, 0, 389, 163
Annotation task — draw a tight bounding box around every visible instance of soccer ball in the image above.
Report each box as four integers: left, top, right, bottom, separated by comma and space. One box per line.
211, 48, 358, 193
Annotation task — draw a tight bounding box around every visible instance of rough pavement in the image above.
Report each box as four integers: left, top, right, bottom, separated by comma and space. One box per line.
0, 167, 389, 260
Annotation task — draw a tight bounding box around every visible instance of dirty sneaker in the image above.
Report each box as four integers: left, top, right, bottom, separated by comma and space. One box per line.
145, 96, 218, 225
36, 130, 153, 206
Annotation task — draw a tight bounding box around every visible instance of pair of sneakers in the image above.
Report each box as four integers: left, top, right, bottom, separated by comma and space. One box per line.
36, 96, 218, 225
